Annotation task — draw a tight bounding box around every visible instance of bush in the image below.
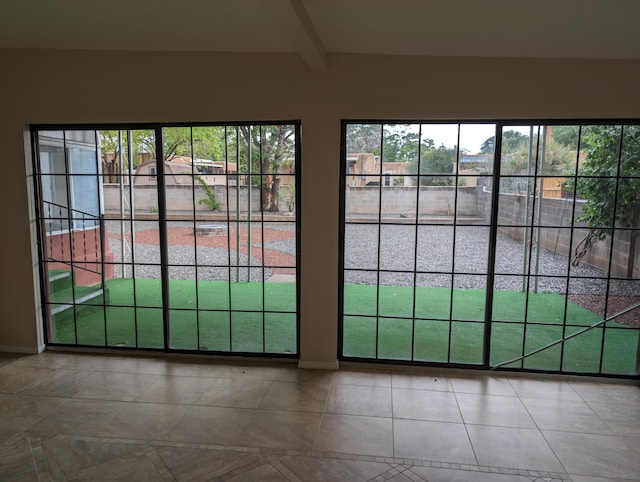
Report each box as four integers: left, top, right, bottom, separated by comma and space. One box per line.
195, 175, 219, 211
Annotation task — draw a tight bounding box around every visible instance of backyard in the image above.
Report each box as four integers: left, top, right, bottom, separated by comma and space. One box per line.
49, 220, 640, 375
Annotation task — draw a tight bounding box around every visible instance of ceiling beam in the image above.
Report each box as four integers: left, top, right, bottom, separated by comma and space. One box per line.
264, 0, 327, 71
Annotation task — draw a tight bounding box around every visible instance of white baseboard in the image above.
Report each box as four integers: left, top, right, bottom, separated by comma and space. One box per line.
298, 360, 340, 370
0, 344, 44, 354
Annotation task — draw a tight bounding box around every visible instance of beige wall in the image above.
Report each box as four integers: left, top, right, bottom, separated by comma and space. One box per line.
1, 49, 640, 363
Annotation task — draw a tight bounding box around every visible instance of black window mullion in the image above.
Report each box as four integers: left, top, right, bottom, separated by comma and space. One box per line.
483, 122, 503, 368
188, 127, 201, 350
32, 130, 52, 345
559, 125, 584, 372
520, 127, 543, 369
447, 124, 462, 364
62, 130, 79, 345
126, 130, 140, 348
93, 129, 108, 347
224, 126, 234, 352
410, 125, 422, 361
259, 125, 266, 353
154, 126, 171, 351
599, 125, 626, 374
375, 124, 384, 359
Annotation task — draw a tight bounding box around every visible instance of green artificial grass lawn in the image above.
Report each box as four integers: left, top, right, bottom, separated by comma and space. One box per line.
51, 279, 639, 375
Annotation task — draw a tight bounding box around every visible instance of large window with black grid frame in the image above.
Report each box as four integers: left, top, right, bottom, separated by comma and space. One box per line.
340, 121, 640, 376
33, 122, 300, 356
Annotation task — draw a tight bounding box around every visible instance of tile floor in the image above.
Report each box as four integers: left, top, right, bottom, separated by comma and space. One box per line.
0, 351, 639, 481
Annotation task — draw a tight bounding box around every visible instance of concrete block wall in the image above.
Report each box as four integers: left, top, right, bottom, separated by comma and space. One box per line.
497, 192, 640, 278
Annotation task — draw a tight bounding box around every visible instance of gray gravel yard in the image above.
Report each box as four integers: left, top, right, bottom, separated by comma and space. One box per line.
105, 218, 639, 309
343, 223, 619, 294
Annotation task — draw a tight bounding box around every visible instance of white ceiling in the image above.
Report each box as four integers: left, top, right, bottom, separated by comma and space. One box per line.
2, 0, 639, 70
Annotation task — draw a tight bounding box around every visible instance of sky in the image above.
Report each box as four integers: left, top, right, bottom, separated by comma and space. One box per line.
387, 123, 534, 154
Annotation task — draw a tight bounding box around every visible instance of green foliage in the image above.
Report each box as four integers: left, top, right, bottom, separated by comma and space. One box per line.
382, 125, 434, 163
409, 145, 456, 186
502, 139, 575, 175
550, 125, 581, 149
100, 127, 227, 169
566, 125, 640, 241
481, 130, 529, 154
195, 175, 220, 211
346, 124, 382, 155
346, 124, 436, 164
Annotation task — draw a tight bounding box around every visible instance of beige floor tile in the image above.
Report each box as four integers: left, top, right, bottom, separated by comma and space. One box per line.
411, 466, 537, 481
242, 410, 322, 450
26, 399, 121, 437
392, 388, 462, 423
136, 375, 219, 404
569, 475, 631, 482
63, 450, 166, 481
269, 368, 335, 387
0, 429, 19, 445
456, 393, 536, 428
0, 354, 24, 369
331, 369, 392, 387
279, 454, 390, 481
154, 360, 245, 378
544, 430, 640, 479
509, 378, 583, 401
569, 381, 640, 404
385, 473, 413, 482
259, 381, 329, 412
156, 446, 261, 481
0, 395, 67, 432
391, 372, 453, 391
0, 365, 58, 394
587, 400, 640, 435
3, 352, 638, 481
0, 434, 39, 482
72, 371, 160, 401
112, 357, 180, 375
449, 376, 516, 396
314, 413, 393, 457
105, 401, 191, 440
225, 461, 287, 482
39, 436, 153, 480
195, 378, 272, 408
167, 405, 254, 446
10, 352, 125, 371
521, 397, 613, 434
20, 369, 96, 398
466, 425, 564, 472
326, 384, 392, 417
393, 419, 476, 464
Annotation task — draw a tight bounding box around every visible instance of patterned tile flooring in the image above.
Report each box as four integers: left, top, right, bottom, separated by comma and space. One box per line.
0, 351, 639, 481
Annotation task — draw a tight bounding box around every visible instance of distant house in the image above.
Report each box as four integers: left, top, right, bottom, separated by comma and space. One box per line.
345, 153, 410, 187
458, 153, 490, 171
133, 156, 238, 186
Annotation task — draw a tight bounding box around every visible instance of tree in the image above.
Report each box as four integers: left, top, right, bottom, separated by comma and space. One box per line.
564, 125, 640, 274
408, 144, 456, 186
239, 125, 295, 212
501, 138, 575, 176
346, 124, 382, 155
481, 130, 529, 155
550, 125, 581, 149
381, 126, 421, 163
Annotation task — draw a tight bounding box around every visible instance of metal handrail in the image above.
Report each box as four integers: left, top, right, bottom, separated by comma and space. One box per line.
43, 200, 106, 279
